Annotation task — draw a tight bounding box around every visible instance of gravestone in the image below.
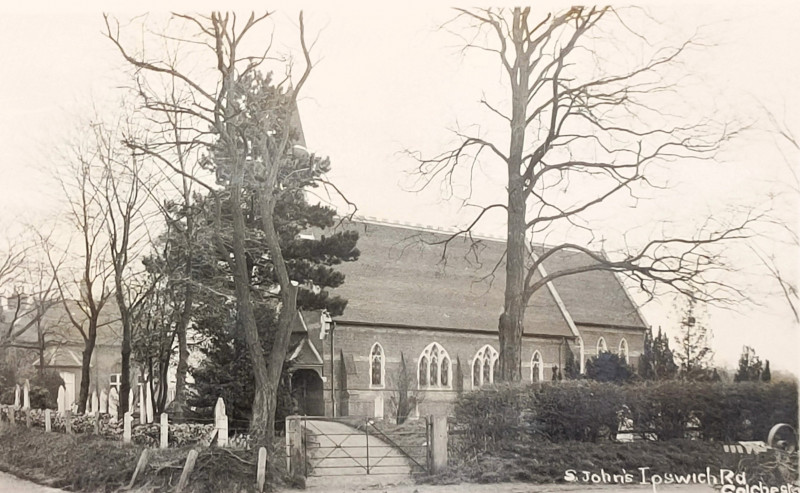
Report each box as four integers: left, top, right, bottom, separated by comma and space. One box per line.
123, 412, 132, 443
45, 409, 52, 432
160, 413, 168, 448
108, 387, 118, 422
145, 384, 154, 423
89, 390, 99, 416
22, 379, 30, 410
13, 384, 20, 409
257, 447, 267, 492
99, 389, 108, 414
138, 384, 146, 425
57, 386, 66, 414
214, 397, 228, 447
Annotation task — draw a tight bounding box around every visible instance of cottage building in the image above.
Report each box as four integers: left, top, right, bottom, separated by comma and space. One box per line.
288, 218, 649, 419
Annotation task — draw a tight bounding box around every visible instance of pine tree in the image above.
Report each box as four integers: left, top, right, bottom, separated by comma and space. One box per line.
183, 180, 359, 426
761, 360, 771, 382
639, 327, 678, 380
674, 298, 714, 380
734, 346, 763, 382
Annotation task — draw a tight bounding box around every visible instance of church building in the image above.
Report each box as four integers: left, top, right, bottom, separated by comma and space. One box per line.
287, 218, 649, 419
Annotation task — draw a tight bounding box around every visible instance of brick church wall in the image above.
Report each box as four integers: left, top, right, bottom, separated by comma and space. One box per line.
320, 324, 598, 419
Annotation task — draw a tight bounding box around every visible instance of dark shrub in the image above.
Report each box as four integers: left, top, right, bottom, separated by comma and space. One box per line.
452, 383, 534, 453
531, 381, 624, 442
585, 352, 635, 383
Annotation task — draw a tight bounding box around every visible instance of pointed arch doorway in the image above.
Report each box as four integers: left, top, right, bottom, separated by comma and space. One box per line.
291, 369, 325, 416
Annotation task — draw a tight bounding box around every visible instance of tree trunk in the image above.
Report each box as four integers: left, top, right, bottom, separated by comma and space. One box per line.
173, 196, 194, 419
498, 8, 530, 382
173, 285, 192, 419
37, 319, 45, 379
256, 180, 298, 452
119, 316, 131, 416
78, 335, 96, 414
222, 167, 274, 445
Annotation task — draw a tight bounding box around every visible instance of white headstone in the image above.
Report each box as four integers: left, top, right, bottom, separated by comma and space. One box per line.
160, 413, 168, 448
99, 389, 108, 414
13, 384, 20, 409
145, 384, 154, 424
214, 397, 228, 447
22, 380, 30, 410
123, 412, 132, 443
90, 390, 99, 416
108, 387, 119, 422
45, 409, 52, 432
57, 386, 66, 414
139, 384, 146, 424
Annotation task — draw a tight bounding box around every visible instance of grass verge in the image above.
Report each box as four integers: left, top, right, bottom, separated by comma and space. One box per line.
435, 439, 798, 487
0, 425, 291, 492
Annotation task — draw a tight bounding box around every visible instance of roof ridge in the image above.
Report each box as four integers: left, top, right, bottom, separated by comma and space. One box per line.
339, 215, 507, 243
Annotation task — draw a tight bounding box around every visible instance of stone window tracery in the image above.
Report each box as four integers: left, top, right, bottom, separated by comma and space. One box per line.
471, 345, 499, 389
418, 343, 451, 389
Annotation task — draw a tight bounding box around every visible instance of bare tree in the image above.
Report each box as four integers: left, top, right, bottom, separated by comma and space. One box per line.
92, 121, 159, 416
0, 251, 64, 368
105, 11, 322, 444
45, 140, 115, 414
750, 105, 799, 322
24, 256, 68, 377
412, 7, 757, 381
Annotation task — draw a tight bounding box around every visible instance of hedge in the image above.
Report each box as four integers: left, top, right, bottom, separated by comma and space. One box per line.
452, 381, 798, 452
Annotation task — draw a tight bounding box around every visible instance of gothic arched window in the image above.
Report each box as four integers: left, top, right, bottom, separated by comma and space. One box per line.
531, 351, 543, 382
597, 337, 608, 354
618, 338, 629, 364
369, 343, 385, 388
471, 345, 499, 389
418, 343, 452, 389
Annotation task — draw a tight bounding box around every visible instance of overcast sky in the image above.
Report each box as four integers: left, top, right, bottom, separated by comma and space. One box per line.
0, 2, 798, 375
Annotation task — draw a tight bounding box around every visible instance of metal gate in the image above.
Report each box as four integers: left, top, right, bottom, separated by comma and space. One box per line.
300, 417, 430, 478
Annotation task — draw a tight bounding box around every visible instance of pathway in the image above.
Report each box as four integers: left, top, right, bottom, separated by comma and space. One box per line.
301, 419, 413, 489
295, 481, 720, 493
0, 471, 64, 493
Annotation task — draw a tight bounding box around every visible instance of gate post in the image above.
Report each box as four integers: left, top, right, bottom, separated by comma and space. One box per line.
286, 416, 304, 480
430, 415, 448, 473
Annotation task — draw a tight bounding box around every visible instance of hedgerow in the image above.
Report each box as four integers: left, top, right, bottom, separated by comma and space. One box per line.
452, 380, 798, 450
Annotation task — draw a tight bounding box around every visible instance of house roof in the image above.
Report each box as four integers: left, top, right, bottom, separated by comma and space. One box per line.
3, 297, 122, 347
316, 219, 646, 337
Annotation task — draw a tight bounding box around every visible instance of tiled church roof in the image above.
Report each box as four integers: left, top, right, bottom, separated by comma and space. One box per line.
318, 219, 647, 337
